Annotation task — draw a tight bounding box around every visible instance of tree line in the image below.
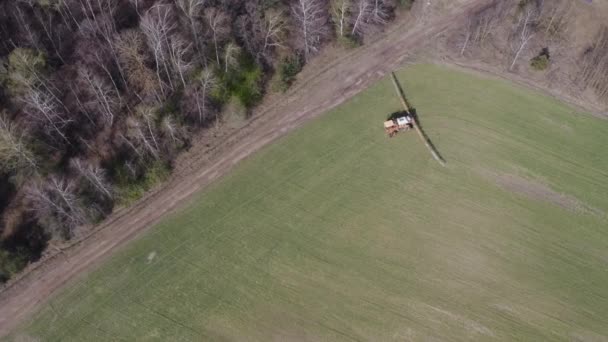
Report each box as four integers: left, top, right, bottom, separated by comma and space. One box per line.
0, 0, 412, 283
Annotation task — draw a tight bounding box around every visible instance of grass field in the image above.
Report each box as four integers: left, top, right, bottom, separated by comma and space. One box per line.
8, 64, 608, 341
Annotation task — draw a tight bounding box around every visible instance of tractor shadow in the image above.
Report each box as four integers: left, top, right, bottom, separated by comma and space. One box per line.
409, 107, 447, 165
386, 111, 408, 121
390, 77, 446, 165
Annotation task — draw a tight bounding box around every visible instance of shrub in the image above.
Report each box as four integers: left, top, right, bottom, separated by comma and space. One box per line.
0, 222, 46, 284
338, 35, 361, 49
0, 247, 28, 284
530, 48, 550, 71
235, 67, 262, 107
7, 48, 46, 97
114, 160, 171, 206
222, 55, 263, 108
274, 54, 304, 92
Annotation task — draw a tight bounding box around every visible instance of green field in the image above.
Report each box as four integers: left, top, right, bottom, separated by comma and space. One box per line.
8, 64, 608, 341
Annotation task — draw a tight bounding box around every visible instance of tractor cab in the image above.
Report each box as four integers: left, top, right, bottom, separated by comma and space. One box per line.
384, 115, 412, 137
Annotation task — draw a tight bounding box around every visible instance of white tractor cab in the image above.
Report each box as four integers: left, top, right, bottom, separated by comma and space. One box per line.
384, 114, 413, 137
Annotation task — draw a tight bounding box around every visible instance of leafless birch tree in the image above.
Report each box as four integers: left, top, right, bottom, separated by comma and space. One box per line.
26, 176, 87, 239
351, 0, 371, 37
291, 0, 329, 61
331, 0, 351, 37
204, 8, 231, 67
160, 115, 185, 147
78, 66, 118, 127
223, 42, 240, 73
70, 158, 113, 200
22, 87, 72, 144
195, 68, 217, 124
175, 0, 206, 60
123, 106, 163, 160
262, 10, 286, 54
169, 37, 194, 88
141, 4, 177, 96
370, 0, 391, 26
540, 0, 571, 38
78, 0, 129, 89
510, 3, 540, 71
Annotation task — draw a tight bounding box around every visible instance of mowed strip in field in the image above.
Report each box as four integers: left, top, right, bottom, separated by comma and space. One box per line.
8, 64, 608, 341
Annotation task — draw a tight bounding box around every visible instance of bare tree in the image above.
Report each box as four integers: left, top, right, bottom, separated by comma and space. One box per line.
118, 132, 143, 159
78, 0, 129, 90
223, 42, 240, 73
78, 66, 118, 127
169, 37, 194, 88
204, 7, 231, 67
141, 4, 177, 96
26, 176, 87, 239
460, 18, 473, 56
32, 4, 65, 63
140, 107, 161, 158
291, 0, 330, 61
22, 86, 72, 144
458, 0, 508, 56
78, 0, 119, 49
54, 0, 82, 31
351, 0, 371, 37
160, 115, 184, 146
13, 5, 42, 51
510, 2, 541, 71
540, 0, 571, 38
370, 0, 391, 26
181, 67, 218, 126
579, 27, 608, 100
71, 159, 112, 198
124, 107, 162, 160
332, 0, 351, 37
262, 10, 286, 54
12, 56, 66, 110
116, 29, 161, 102
195, 68, 217, 124
70, 158, 113, 199
175, 0, 206, 60
67, 83, 96, 128
234, 3, 281, 66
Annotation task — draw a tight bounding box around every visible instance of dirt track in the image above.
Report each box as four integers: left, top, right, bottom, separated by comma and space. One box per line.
0, 1, 492, 336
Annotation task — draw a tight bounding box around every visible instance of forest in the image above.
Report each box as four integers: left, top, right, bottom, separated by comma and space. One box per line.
0, 0, 412, 283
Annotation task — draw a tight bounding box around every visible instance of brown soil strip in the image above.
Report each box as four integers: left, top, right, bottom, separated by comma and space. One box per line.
482, 170, 602, 216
